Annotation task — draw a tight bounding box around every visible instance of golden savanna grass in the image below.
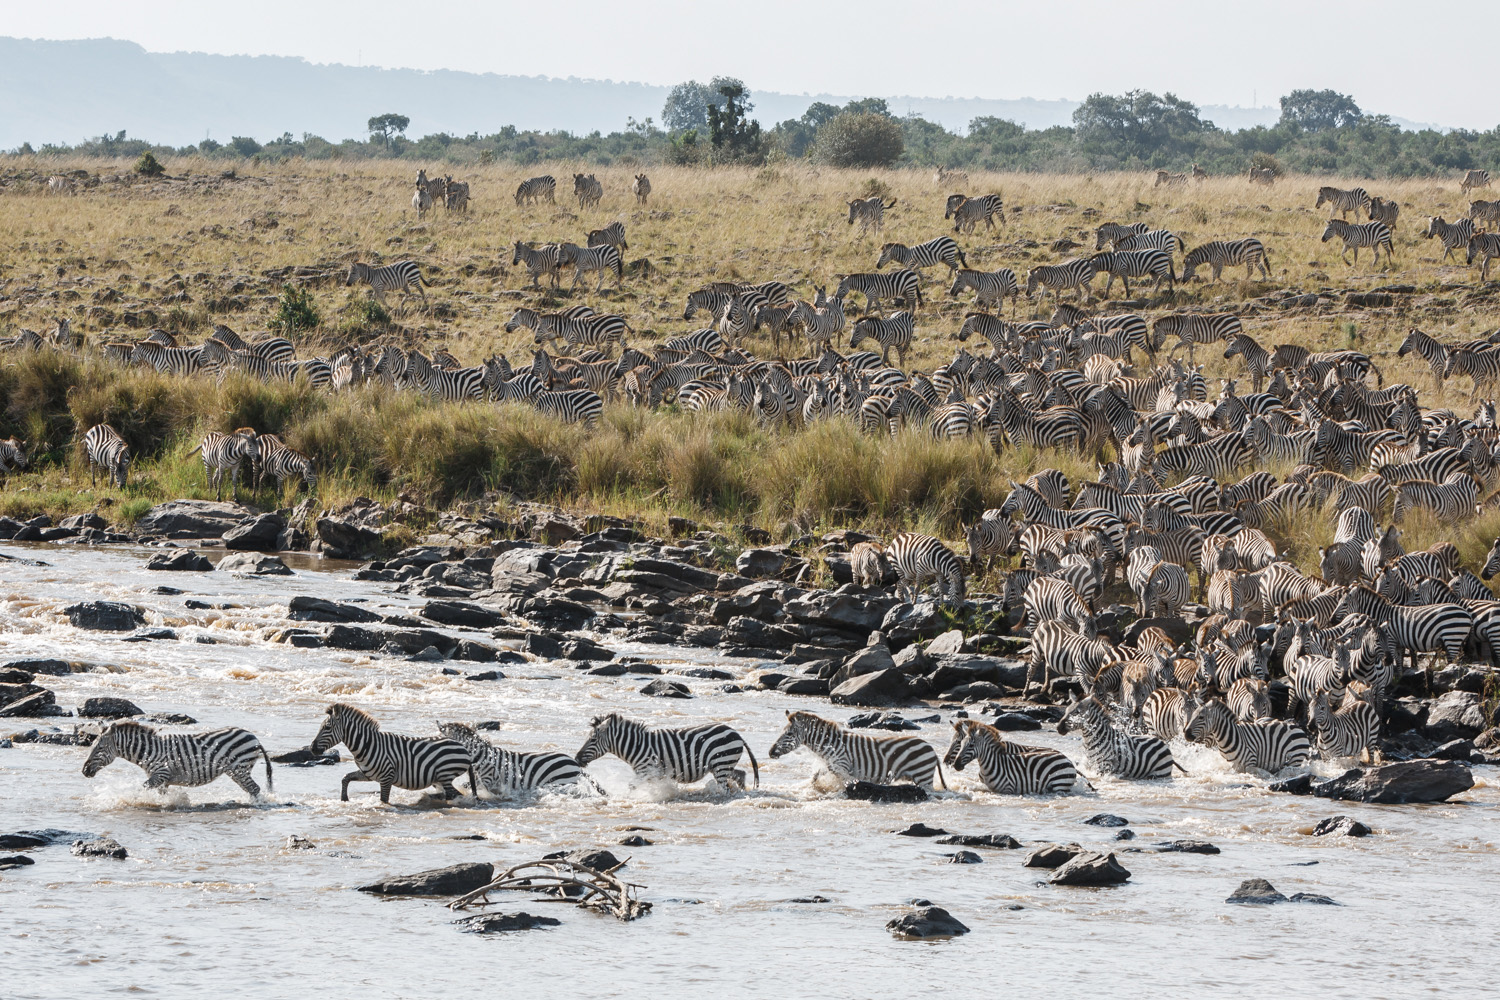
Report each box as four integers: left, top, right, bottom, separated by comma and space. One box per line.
3, 157, 1500, 573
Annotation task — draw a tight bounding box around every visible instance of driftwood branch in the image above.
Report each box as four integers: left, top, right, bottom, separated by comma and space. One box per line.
448, 859, 651, 921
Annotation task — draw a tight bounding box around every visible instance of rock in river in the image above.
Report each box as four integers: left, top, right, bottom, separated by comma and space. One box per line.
358, 861, 494, 896
136, 500, 253, 539
64, 601, 146, 631
145, 550, 213, 572
218, 552, 293, 576
1049, 852, 1131, 886
287, 596, 382, 624
1313, 760, 1473, 804
454, 912, 561, 933
71, 837, 128, 860
640, 679, 691, 699
222, 513, 287, 552
844, 781, 928, 803
1312, 815, 1371, 837
79, 697, 144, 720
887, 906, 970, 939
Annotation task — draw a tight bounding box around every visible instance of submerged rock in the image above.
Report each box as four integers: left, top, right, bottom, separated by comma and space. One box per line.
358, 862, 494, 896
218, 552, 293, 576
640, 679, 692, 699
1226, 878, 1287, 904
895, 823, 948, 838
944, 851, 984, 864
844, 781, 928, 803
145, 550, 213, 572
1313, 760, 1473, 804
270, 748, 340, 766
1083, 813, 1129, 827
64, 601, 145, 631
1312, 815, 1371, 838
1049, 852, 1131, 886
0, 854, 36, 869
454, 911, 561, 933
887, 906, 969, 939
287, 596, 381, 623
936, 834, 1022, 850
71, 837, 128, 860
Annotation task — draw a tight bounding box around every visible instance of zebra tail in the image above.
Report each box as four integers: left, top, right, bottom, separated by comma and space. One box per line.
1171, 758, 1189, 774
956, 248, 969, 268
467, 763, 479, 799
743, 741, 760, 789
261, 744, 274, 793
935, 759, 949, 791
186, 443, 203, 457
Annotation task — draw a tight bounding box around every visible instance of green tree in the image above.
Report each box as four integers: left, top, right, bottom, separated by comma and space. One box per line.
706, 81, 763, 162
229, 135, 262, 156
134, 151, 165, 177
1279, 90, 1362, 132
813, 112, 905, 167
367, 113, 410, 148
1073, 90, 1214, 164
843, 97, 891, 117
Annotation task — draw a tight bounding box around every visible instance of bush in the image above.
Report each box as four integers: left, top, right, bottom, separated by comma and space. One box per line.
134, 151, 165, 177
813, 113, 905, 168
272, 284, 320, 336
1250, 152, 1284, 177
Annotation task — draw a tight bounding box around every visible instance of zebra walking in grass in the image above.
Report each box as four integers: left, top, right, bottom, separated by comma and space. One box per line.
793, 295, 847, 355
1463, 169, 1492, 194
1442, 344, 1500, 397
771, 711, 945, 788
1025, 259, 1095, 304
512, 241, 563, 289
0, 437, 27, 475
949, 268, 1019, 312
1095, 222, 1149, 248
1367, 196, 1398, 227
1469, 200, 1500, 230
83, 424, 130, 489
1153, 312, 1243, 361
444, 179, 469, 212
1185, 700, 1311, 773
877, 237, 966, 274
949, 194, 1005, 234
1316, 186, 1372, 219
631, 173, 651, 205
405, 351, 487, 402
1115, 229, 1184, 256
573, 173, 603, 209
187, 428, 258, 500
1322, 219, 1394, 266
311, 703, 475, 803
1155, 170, 1187, 187
1089, 249, 1175, 297
83, 721, 273, 799
1182, 239, 1271, 282
254, 435, 316, 494
436, 722, 598, 797
515, 175, 556, 205
576, 712, 759, 791
837, 270, 922, 313
346, 261, 427, 309
533, 388, 604, 427
888, 531, 966, 605
1312, 692, 1380, 762
944, 720, 1077, 795
1391, 472, 1478, 525
412, 181, 432, 219
850, 312, 915, 367
848, 196, 896, 235
1467, 232, 1500, 281
1397, 327, 1451, 389
558, 242, 624, 292
130, 341, 202, 375
1425, 216, 1475, 263
586, 221, 628, 252
540, 312, 631, 356
1057, 695, 1176, 779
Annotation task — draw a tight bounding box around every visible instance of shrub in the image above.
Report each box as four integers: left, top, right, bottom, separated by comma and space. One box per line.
134, 151, 165, 177
272, 284, 320, 336
1250, 152, 1284, 177
813, 113, 905, 168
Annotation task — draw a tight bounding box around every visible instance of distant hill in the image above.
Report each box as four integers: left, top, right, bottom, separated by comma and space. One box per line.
0, 36, 1443, 149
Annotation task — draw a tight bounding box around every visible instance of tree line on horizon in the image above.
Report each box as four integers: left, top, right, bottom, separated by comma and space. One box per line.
10, 83, 1499, 179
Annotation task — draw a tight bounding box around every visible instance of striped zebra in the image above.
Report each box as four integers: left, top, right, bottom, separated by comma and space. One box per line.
950, 194, 1005, 234
436, 722, 598, 797
557, 242, 624, 292
1025, 259, 1095, 304
1316, 186, 1372, 219
545, 313, 631, 356
631, 173, 651, 205
1142, 687, 1194, 740
576, 712, 759, 791
83, 721, 273, 798
346, 261, 427, 309
444, 179, 469, 212
586, 220, 628, 252
130, 341, 202, 375
1228, 677, 1273, 722
792, 295, 848, 356
1443, 344, 1500, 397
1185, 701, 1310, 773
944, 720, 1078, 795
1391, 472, 1478, 525
1248, 166, 1276, 185
1115, 229, 1184, 256
512, 241, 564, 289
888, 531, 966, 605
1367, 196, 1399, 227
187, 428, 258, 500
83, 424, 130, 489
311, 703, 475, 804
1155, 432, 1255, 480
1222, 333, 1273, 392
1021, 576, 1095, 636
1469, 200, 1500, 230
406, 351, 487, 402
986, 388, 1086, 452
1182, 239, 1271, 283
850, 312, 915, 367
1095, 222, 1149, 248
573, 172, 603, 209
1056, 695, 1176, 779
1463, 169, 1492, 194
837, 270, 922, 313
1467, 232, 1500, 281
877, 237, 966, 273
254, 435, 316, 494
1154, 170, 1187, 188
515, 175, 556, 205
1321, 219, 1394, 266
949, 268, 1019, 313
1334, 586, 1474, 674
1424, 216, 1476, 263
849, 541, 890, 587
1397, 327, 1451, 389
771, 711, 945, 788
534, 388, 604, 427
1311, 692, 1380, 762
848, 196, 896, 235
1025, 621, 1117, 699
412, 182, 432, 219
0, 437, 27, 475
1126, 548, 1191, 618
1089, 249, 1175, 297
1153, 312, 1243, 362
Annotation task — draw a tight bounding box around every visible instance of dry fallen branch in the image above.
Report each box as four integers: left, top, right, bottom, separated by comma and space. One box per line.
448, 858, 651, 921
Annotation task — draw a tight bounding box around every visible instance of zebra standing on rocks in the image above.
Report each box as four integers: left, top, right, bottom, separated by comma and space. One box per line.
1056, 695, 1177, 779
311, 703, 475, 803
83, 721, 274, 798
83, 424, 130, 489
436, 722, 599, 796
1312, 692, 1381, 761
1185, 700, 1311, 773
515, 175, 556, 205
944, 720, 1078, 795
849, 541, 889, 587
345, 261, 426, 309
887, 531, 966, 605
770, 711, 945, 788
576, 712, 759, 791
187, 427, 258, 500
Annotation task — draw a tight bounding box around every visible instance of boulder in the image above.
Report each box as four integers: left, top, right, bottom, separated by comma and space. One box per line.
561, 638, 613, 662
895, 823, 948, 837
4, 659, 72, 676
222, 513, 287, 552
64, 601, 145, 631
887, 906, 969, 939
736, 548, 803, 579
640, 679, 691, 699
1023, 843, 1083, 869
1312, 815, 1371, 838
1424, 691, 1487, 742
0, 854, 35, 869
844, 781, 928, 803
1083, 813, 1129, 827
777, 676, 829, 697
270, 748, 341, 766
891, 644, 933, 676
217, 552, 293, 575
925, 630, 967, 656
60, 513, 108, 532
454, 912, 561, 933
316, 516, 384, 560
288, 596, 382, 623
421, 601, 509, 629
846, 712, 925, 731
945, 851, 984, 864
937, 834, 1021, 849
145, 550, 213, 572
0, 829, 90, 849
79, 697, 144, 719
831, 645, 897, 686
71, 837, 128, 860
940, 681, 1006, 703
830, 668, 910, 708
1269, 773, 1313, 795
1049, 852, 1131, 886
358, 861, 495, 896
0, 691, 60, 717
0, 683, 43, 709
1313, 760, 1473, 803
987, 712, 1042, 731
136, 500, 252, 539
1226, 878, 1286, 904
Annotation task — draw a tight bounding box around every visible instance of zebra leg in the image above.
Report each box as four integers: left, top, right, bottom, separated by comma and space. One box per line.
229, 768, 262, 799
340, 769, 370, 801
436, 780, 460, 800
145, 766, 174, 791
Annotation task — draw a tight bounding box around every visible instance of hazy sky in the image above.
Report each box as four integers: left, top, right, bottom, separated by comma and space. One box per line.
10, 1, 1499, 129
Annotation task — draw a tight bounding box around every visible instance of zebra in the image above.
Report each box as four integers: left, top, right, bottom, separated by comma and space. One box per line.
83, 424, 130, 489
1155, 170, 1187, 187
130, 341, 202, 375
1248, 166, 1276, 186
877, 237, 966, 274
1311, 692, 1380, 762
1425, 216, 1476, 263
515, 175, 556, 205
1463, 169, 1492, 194
573, 172, 603, 209
1115, 229, 1184, 256
412, 181, 432, 219
444, 179, 469, 212
1127, 549, 1191, 619
1467, 232, 1500, 281
1321, 219, 1394, 266
771, 711, 945, 788
1142, 687, 1194, 740
1021, 576, 1095, 636
586, 221, 628, 252
849, 540, 889, 587
935, 166, 969, 186
1334, 586, 1474, 675
837, 270, 922, 313
1227, 677, 1273, 722
1056, 696, 1176, 779
850, 312, 915, 368
1367, 196, 1398, 227
1155, 432, 1255, 480
1095, 222, 1149, 248
557, 242, 624, 292
346, 261, 427, 309
631, 173, 651, 205
436, 722, 598, 797
888, 531, 966, 605
1025, 259, 1096, 304
986, 388, 1086, 452
944, 720, 1078, 795
576, 712, 758, 791
1153, 312, 1243, 361
405, 351, 487, 402
949, 268, 1019, 313
1184, 701, 1311, 773
1182, 239, 1271, 283
1025, 622, 1117, 698
83, 721, 273, 799
311, 703, 475, 804
950, 194, 1005, 234
1443, 344, 1500, 397
512, 241, 563, 290
1316, 186, 1372, 219
187, 428, 258, 500
848, 196, 896, 235
1222, 333, 1273, 392
1398, 327, 1451, 389
0, 437, 27, 475
1469, 200, 1500, 230
1391, 472, 1478, 525
254, 435, 316, 494
1089, 249, 1175, 297
534, 388, 604, 427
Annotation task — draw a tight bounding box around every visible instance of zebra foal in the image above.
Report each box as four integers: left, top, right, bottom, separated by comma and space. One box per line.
436, 722, 599, 797
311, 703, 475, 803
944, 720, 1078, 795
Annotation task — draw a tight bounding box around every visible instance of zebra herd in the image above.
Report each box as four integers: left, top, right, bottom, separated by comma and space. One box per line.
413, 169, 469, 218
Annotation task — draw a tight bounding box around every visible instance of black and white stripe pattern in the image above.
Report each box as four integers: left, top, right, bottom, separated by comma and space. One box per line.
0, 436, 27, 474
188, 428, 258, 500
950, 194, 1004, 234
533, 388, 604, 427
1424, 216, 1476, 263
310, 703, 475, 803
406, 351, 487, 402
1114, 229, 1183, 255
345, 261, 426, 308
1056, 695, 1176, 779
1025, 259, 1095, 303
944, 720, 1077, 795
83, 423, 130, 489
1089, 249, 1175, 297
515, 175, 556, 205
888, 531, 966, 604
1321, 219, 1394, 266
130, 341, 202, 375
1391, 472, 1477, 525
1443, 344, 1500, 397
848, 196, 895, 235
1469, 200, 1500, 230
1153, 312, 1243, 362
1367, 196, 1398, 227
1185, 700, 1310, 773
511, 241, 563, 289
849, 312, 915, 368
836, 270, 922, 313
771, 711, 944, 787
632, 173, 651, 205
1334, 586, 1474, 673
573, 172, 603, 209
1311, 692, 1380, 761
1182, 239, 1271, 282
877, 237, 966, 273
1316, 186, 1372, 219
1467, 232, 1500, 281
586, 221, 629, 253
1463, 169, 1492, 194
1095, 222, 1149, 248
83, 721, 273, 798
436, 722, 596, 797
254, 434, 316, 493
949, 268, 1019, 312
558, 242, 624, 292
576, 712, 758, 791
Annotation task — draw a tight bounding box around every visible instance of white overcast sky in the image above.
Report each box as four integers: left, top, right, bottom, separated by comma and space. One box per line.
9, 0, 1500, 130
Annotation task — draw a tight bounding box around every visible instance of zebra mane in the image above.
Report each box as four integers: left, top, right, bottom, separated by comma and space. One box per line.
328, 702, 379, 727
106, 719, 157, 737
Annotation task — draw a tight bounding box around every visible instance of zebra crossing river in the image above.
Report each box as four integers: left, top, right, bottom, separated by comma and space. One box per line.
2, 543, 1498, 997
